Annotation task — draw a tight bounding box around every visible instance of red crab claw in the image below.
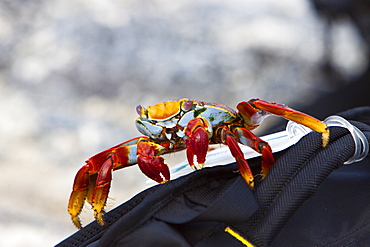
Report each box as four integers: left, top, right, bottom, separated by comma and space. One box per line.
137, 140, 170, 183
68, 137, 144, 229
68, 151, 125, 228
184, 118, 210, 170
68, 165, 90, 229
91, 155, 115, 226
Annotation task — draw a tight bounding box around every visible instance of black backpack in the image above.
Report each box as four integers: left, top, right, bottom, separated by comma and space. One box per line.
56, 107, 370, 247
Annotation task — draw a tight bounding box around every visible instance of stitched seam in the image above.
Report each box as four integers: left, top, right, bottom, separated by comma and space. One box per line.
344, 230, 370, 246
323, 220, 370, 246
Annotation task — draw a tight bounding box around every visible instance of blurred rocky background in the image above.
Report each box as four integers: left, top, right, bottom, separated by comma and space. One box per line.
0, 0, 368, 246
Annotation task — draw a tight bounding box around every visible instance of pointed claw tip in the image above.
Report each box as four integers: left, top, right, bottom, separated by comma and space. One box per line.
322, 130, 330, 147
239, 169, 254, 190
94, 210, 106, 226
189, 160, 204, 170
247, 179, 254, 190
72, 216, 82, 229
196, 162, 204, 169
249, 183, 254, 191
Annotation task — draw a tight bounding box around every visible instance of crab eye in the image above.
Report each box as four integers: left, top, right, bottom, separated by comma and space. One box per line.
136, 105, 143, 115
183, 100, 193, 111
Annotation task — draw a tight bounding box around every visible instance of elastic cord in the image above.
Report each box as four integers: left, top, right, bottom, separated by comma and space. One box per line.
286, 115, 369, 165
286, 120, 312, 138
324, 115, 369, 164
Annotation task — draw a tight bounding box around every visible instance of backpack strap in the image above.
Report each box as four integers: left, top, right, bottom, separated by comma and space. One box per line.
239, 108, 370, 246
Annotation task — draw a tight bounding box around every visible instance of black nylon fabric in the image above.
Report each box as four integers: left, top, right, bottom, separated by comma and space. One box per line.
57, 161, 260, 247
241, 124, 370, 246
56, 107, 370, 247
94, 175, 259, 247
270, 159, 370, 246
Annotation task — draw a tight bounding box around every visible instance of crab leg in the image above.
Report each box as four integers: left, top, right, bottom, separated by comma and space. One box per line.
68, 137, 144, 229
233, 126, 275, 179
238, 99, 330, 147
220, 126, 255, 189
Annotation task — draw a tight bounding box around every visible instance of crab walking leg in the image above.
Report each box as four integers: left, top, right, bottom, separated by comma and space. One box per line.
68, 137, 144, 229
221, 126, 255, 189
233, 126, 275, 179
245, 99, 330, 147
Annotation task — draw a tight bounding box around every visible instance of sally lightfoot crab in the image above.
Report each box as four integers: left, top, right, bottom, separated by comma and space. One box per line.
68, 98, 329, 228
